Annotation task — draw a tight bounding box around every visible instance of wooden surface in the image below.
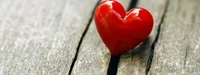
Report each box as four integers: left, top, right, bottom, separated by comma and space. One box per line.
149, 0, 200, 75
0, 0, 200, 75
0, 0, 99, 74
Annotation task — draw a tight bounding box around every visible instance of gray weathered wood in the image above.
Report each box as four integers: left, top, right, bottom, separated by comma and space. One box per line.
0, 0, 99, 74
71, 0, 131, 75
117, 0, 168, 75
149, 0, 200, 75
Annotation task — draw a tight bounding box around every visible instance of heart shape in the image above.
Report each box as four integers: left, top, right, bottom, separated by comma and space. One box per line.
94, 0, 153, 56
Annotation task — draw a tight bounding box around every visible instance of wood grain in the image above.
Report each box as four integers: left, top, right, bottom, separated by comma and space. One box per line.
149, 0, 200, 75
71, 0, 131, 75
117, 0, 168, 75
0, 0, 99, 74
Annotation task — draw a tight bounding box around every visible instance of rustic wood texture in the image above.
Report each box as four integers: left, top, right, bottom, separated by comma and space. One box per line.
71, 0, 131, 75
149, 0, 200, 75
1, 0, 200, 75
0, 0, 99, 74
117, 0, 168, 75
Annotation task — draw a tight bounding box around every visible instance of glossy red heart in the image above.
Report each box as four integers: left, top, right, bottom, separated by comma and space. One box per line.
94, 0, 153, 56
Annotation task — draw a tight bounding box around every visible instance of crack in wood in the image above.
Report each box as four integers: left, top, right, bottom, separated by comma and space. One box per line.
68, 0, 101, 75
127, 0, 138, 10
184, 44, 190, 68
145, 0, 170, 75
107, 55, 121, 75
106, 0, 138, 75
184, 10, 196, 68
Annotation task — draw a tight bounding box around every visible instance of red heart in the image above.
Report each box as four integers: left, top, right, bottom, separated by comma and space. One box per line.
94, 0, 153, 56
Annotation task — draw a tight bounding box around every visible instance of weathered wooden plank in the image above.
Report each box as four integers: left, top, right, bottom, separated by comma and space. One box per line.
149, 0, 200, 75
117, 0, 168, 75
71, 0, 131, 75
0, 0, 99, 74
